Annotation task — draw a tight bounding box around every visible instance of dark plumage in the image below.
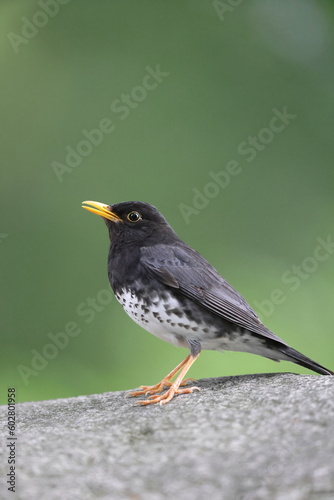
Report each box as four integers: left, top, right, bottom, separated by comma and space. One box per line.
82, 200, 333, 405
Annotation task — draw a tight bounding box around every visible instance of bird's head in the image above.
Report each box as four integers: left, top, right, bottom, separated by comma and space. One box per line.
82, 200, 179, 246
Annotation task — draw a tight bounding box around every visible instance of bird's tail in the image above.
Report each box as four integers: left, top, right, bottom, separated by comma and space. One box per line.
279, 345, 333, 375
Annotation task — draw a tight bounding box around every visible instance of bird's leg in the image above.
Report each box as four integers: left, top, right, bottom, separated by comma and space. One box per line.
129, 355, 195, 397
138, 354, 200, 405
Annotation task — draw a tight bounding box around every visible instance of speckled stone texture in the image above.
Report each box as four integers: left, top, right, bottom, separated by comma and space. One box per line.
1, 373, 334, 500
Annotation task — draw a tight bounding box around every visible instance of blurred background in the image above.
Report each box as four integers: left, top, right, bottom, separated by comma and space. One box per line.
1, 0, 334, 404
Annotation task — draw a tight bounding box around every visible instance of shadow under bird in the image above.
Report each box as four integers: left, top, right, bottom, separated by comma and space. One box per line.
82, 200, 333, 405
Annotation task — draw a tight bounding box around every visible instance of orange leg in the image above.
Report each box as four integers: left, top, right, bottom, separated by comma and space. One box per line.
136, 354, 200, 406
129, 354, 195, 397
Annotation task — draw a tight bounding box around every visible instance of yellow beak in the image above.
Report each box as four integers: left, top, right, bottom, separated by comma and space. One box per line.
82, 200, 122, 222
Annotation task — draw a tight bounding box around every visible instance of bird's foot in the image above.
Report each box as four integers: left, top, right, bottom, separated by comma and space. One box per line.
129, 380, 171, 397
129, 377, 194, 397
137, 384, 200, 406
128, 354, 200, 405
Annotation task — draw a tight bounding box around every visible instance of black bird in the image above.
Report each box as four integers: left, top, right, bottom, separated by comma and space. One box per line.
82, 200, 333, 405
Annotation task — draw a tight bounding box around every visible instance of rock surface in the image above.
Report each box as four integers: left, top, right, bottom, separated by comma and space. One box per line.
1, 373, 334, 500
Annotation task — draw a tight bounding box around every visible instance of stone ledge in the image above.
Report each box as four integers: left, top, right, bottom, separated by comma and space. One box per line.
1, 373, 334, 500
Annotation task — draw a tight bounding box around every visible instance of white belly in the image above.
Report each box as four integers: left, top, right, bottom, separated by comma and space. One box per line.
114, 288, 283, 361
115, 288, 214, 348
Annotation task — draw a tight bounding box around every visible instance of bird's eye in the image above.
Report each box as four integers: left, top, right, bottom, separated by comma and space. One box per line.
126, 211, 142, 222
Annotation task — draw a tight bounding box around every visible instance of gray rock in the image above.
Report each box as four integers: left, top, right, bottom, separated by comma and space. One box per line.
1, 373, 334, 500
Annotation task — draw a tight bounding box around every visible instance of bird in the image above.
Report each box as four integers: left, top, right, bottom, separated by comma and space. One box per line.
82, 200, 333, 405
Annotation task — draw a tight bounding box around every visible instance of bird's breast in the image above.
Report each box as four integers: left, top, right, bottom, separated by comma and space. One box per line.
114, 285, 220, 348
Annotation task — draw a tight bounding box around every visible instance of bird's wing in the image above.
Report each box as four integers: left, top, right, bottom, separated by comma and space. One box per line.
140, 244, 287, 344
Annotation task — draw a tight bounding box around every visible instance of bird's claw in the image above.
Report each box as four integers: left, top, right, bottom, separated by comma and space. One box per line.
128, 377, 194, 398
137, 385, 200, 406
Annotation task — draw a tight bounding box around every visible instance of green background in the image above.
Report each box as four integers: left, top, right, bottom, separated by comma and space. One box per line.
1, 0, 334, 404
